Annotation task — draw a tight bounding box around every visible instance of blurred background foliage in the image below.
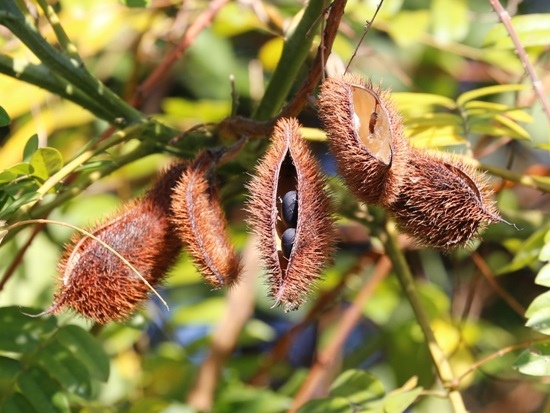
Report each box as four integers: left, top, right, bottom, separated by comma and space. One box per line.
0, 0, 550, 412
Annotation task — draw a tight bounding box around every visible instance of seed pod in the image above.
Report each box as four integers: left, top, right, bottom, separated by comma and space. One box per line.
170, 151, 241, 289
388, 149, 503, 250
247, 118, 336, 311
318, 74, 409, 206
37, 162, 187, 324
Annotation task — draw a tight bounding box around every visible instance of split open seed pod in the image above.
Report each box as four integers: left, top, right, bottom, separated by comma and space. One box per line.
38, 162, 187, 324
247, 118, 336, 311
318, 74, 408, 206
170, 150, 241, 289
389, 149, 504, 250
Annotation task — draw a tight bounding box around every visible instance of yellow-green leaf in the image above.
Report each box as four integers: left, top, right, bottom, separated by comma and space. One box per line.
457, 84, 528, 107
30, 148, 63, 181
484, 14, 550, 49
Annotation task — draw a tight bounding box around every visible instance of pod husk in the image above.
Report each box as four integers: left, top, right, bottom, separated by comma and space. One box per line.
170, 151, 241, 289
389, 149, 503, 250
247, 118, 336, 311
40, 162, 187, 324
318, 74, 409, 206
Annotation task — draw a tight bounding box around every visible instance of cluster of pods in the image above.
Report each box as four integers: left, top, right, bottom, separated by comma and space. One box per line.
39, 74, 504, 323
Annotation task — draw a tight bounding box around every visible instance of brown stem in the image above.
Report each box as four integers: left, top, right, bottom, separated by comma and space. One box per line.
132, 0, 230, 107
488, 0, 550, 123
288, 255, 391, 412
471, 252, 526, 318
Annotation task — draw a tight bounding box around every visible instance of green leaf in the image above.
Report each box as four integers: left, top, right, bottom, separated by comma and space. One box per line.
431, 0, 468, 43
121, 0, 151, 7
38, 339, 94, 399
56, 325, 110, 382
525, 290, 550, 335
393, 92, 457, 111
497, 225, 549, 274
297, 397, 353, 413
534, 263, 550, 288
1, 393, 38, 413
0, 105, 10, 126
383, 388, 423, 413
0, 191, 41, 220
17, 367, 69, 413
484, 14, 550, 49
30, 147, 63, 181
0, 306, 57, 353
515, 343, 550, 376
456, 84, 528, 107
0, 356, 22, 388
386, 11, 430, 47
23, 135, 39, 161
329, 370, 385, 406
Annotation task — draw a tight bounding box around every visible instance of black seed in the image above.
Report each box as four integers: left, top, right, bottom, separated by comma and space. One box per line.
281, 227, 296, 259
282, 190, 298, 227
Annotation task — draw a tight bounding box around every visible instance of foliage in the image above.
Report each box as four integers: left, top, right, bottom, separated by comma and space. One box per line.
0, 0, 549, 412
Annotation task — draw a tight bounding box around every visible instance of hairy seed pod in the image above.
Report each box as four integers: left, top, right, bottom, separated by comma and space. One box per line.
318, 74, 409, 206
170, 151, 241, 289
38, 162, 187, 324
247, 118, 336, 311
389, 149, 503, 250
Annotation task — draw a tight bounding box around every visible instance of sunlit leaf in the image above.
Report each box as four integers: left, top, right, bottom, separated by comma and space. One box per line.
497, 225, 549, 274
457, 84, 528, 107
484, 14, 550, 49
30, 148, 63, 181
259, 37, 285, 72
386, 10, 430, 47
515, 343, 550, 376
525, 290, 550, 335
431, 0, 468, 43
22, 135, 39, 162
393, 93, 456, 111
535, 263, 550, 288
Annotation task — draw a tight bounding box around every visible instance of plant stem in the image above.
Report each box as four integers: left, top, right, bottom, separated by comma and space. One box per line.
382, 219, 467, 413
253, 0, 324, 121
0, 55, 119, 124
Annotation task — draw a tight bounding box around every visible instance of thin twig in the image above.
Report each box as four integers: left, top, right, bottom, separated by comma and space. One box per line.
133, 0, 230, 106
488, 0, 550, 123
452, 336, 550, 388
289, 255, 391, 412
471, 252, 526, 317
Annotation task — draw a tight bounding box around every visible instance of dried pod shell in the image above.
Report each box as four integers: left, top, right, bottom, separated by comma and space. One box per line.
318, 74, 409, 206
389, 149, 503, 250
170, 151, 241, 289
247, 118, 336, 311
41, 162, 187, 324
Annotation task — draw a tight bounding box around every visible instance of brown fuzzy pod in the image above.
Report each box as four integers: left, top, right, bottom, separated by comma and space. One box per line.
389, 149, 503, 250
170, 151, 241, 289
39, 163, 187, 324
318, 74, 409, 206
247, 118, 336, 311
